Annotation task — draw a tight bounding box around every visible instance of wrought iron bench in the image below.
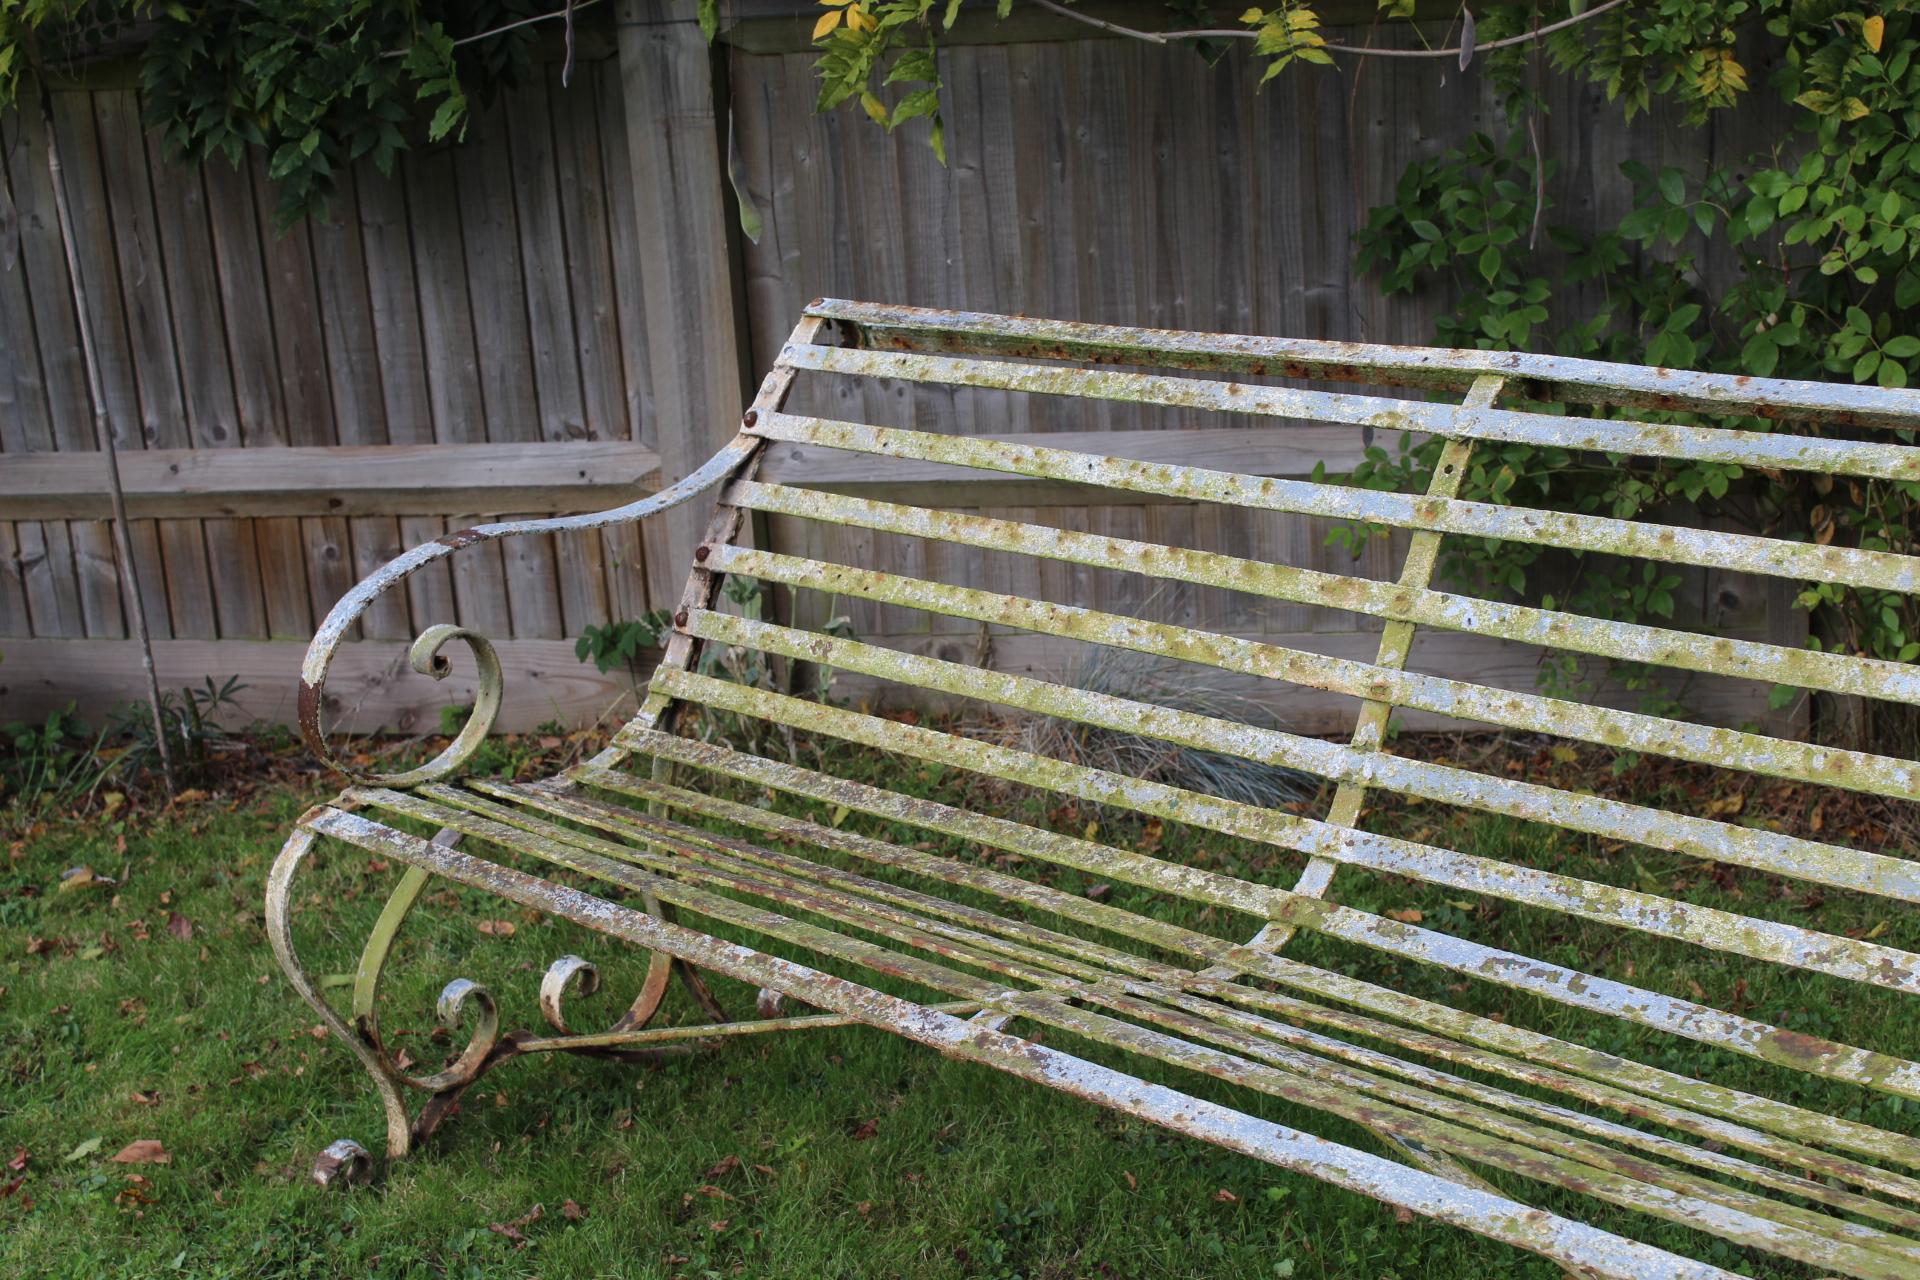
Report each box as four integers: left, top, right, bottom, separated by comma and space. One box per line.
275, 301, 1920, 1278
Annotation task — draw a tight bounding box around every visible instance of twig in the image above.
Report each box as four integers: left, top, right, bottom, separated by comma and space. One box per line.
1028, 0, 1633, 59
382, 0, 608, 61
37, 87, 177, 796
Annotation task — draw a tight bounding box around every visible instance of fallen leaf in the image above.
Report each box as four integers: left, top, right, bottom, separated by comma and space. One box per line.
64, 1137, 102, 1162
109, 1140, 170, 1165
130, 1091, 159, 1107
488, 1202, 543, 1246
707, 1154, 743, 1177
171, 788, 209, 806
1704, 792, 1745, 818
477, 920, 516, 939
1122, 1170, 1137, 1190
1386, 907, 1424, 924
856, 1199, 873, 1215
166, 913, 193, 942
1084, 882, 1112, 903
1213, 1187, 1238, 1203
849, 1118, 880, 1141
562, 1198, 586, 1221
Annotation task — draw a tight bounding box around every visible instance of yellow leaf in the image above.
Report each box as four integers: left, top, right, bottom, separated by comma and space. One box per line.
849, 4, 878, 31
1863, 919, 1890, 940
821, 0, 856, 6
830, 804, 850, 827
1865, 14, 1885, 51
1240, 6, 1264, 21
1083, 820, 1099, 840
812, 8, 841, 38
1386, 907, 1423, 924
861, 91, 888, 124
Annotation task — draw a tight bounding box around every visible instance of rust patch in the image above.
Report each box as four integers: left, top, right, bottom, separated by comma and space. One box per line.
438, 527, 486, 550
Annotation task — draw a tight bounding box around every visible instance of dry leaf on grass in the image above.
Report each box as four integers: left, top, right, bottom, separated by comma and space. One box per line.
109, 1140, 170, 1165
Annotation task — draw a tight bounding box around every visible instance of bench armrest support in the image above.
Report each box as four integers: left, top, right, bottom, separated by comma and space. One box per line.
297, 436, 757, 784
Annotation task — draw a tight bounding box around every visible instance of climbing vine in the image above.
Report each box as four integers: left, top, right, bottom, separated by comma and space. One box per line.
812, 0, 1920, 735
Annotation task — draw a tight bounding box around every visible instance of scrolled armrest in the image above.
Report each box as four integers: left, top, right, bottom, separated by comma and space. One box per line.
298, 436, 756, 784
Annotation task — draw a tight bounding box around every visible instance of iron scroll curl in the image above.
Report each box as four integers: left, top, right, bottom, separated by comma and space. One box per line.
294, 437, 758, 786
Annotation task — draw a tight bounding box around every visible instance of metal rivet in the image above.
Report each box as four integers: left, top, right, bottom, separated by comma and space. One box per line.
673, 610, 688, 628
743, 409, 759, 427
694, 545, 710, 562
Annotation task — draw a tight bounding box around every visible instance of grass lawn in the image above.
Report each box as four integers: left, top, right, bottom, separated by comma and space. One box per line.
3, 732, 1917, 1278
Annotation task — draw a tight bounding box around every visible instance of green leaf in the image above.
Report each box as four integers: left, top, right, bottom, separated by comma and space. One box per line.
1477, 244, 1500, 284
698, 0, 719, 42
1657, 168, 1685, 206
1410, 219, 1442, 241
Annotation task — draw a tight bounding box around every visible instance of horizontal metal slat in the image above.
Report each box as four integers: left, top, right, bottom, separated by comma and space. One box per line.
684, 607, 1920, 991
747, 412, 1920, 592
629, 677, 1920, 1101
715, 502, 1920, 801
781, 342, 1920, 481
806, 298, 1920, 429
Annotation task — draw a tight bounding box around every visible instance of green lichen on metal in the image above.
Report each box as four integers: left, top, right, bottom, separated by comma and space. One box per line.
270, 302, 1920, 1276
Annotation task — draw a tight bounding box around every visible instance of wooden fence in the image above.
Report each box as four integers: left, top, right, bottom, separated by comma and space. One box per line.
1, 1, 1802, 735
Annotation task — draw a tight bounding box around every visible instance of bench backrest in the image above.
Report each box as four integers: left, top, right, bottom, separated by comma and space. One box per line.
625, 300, 1920, 1109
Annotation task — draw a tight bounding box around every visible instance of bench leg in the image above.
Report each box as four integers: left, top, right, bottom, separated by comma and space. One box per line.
268, 818, 748, 1185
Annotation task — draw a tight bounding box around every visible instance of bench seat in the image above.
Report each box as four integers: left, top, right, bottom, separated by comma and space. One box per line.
272, 301, 1920, 1278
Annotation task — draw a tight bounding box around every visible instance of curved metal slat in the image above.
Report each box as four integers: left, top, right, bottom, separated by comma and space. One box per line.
805, 298, 1920, 429
636, 669, 1920, 1102
781, 341, 1920, 482
681, 607, 1920, 994
747, 412, 1920, 593
709, 516, 1920, 803
709, 543, 1920, 900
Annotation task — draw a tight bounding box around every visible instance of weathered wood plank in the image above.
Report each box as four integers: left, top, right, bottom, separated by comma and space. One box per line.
403, 143, 488, 446
203, 517, 268, 638
506, 73, 588, 443
308, 168, 389, 446
45, 92, 143, 449
144, 132, 242, 449
355, 165, 435, 446
552, 60, 628, 443
249, 150, 332, 447
616, 7, 750, 575
200, 155, 286, 447
0, 524, 31, 637
0, 637, 640, 733
68, 521, 125, 638
254, 517, 311, 640
4, 106, 91, 450
3, 440, 663, 519
92, 89, 186, 450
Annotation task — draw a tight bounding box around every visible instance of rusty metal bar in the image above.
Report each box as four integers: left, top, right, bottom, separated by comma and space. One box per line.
303, 803, 1909, 1278
620, 692, 1920, 1104
805, 298, 1920, 429
1277, 376, 1498, 928
667, 615, 1920, 996
576, 752, 1920, 1185
713, 492, 1920, 707
297, 806, 1754, 1280
706, 544, 1920, 898
778, 341, 1920, 482
721, 489, 1920, 801
482, 771, 1920, 1231
745, 412, 1920, 592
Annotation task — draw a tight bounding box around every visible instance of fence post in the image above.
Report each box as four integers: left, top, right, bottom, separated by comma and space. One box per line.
614, 2, 753, 581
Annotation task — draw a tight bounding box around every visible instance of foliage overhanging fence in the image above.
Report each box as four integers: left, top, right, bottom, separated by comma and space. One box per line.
0, 1, 1819, 736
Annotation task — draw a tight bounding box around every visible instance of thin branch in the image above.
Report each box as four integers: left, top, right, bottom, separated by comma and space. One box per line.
1028, 0, 1633, 58
382, 0, 608, 60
